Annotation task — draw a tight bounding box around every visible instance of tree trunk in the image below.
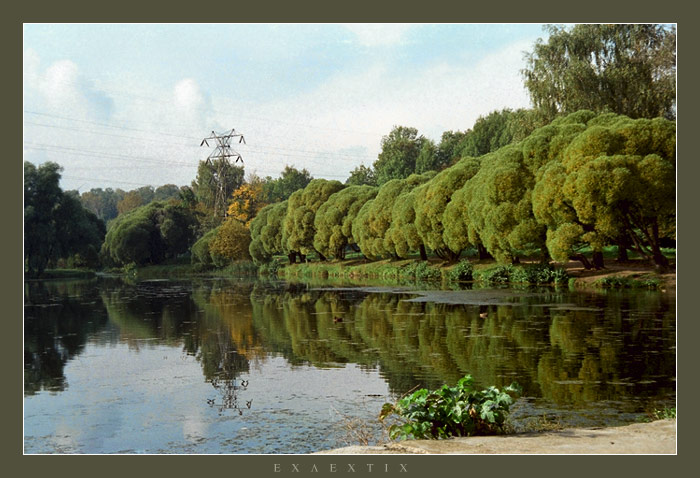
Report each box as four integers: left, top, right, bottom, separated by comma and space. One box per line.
540, 249, 550, 264
419, 244, 428, 261
570, 253, 593, 270
617, 242, 629, 262
477, 244, 492, 260
317, 252, 327, 262
592, 251, 605, 269
448, 249, 462, 263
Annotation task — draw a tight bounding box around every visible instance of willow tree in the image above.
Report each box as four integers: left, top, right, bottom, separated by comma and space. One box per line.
522, 24, 676, 121
353, 172, 435, 260
461, 146, 545, 263
261, 200, 300, 264
532, 113, 675, 269
413, 157, 481, 261
283, 179, 345, 261
248, 203, 273, 264
388, 186, 426, 260
313, 185, 378, 260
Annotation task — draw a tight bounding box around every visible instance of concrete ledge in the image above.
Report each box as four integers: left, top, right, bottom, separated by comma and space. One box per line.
314, 420, 676, 455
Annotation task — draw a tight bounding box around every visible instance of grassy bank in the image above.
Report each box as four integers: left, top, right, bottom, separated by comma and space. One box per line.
277, 258, 572, 287
26, 269, 97, 280
275, 256, 673, 290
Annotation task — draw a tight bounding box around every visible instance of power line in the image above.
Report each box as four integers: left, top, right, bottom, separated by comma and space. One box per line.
24, 142, 351, 180
24, 110, 377, 161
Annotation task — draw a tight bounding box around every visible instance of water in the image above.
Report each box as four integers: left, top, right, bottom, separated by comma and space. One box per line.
23, 277, 676, 454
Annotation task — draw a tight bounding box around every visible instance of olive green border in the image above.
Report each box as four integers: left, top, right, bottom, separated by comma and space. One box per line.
7, 1, 689, 477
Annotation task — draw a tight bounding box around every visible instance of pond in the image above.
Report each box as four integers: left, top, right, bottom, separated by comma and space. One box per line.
23, 277, 676, 454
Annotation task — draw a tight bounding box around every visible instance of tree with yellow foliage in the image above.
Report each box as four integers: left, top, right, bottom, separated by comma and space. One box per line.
226, 180, 267, 227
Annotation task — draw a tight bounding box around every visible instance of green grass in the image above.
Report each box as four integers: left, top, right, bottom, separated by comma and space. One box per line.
124, 260, 258, 280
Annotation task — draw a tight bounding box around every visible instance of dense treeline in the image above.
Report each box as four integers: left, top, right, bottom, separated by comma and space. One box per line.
249, 111, 675, 270
25, 25, 675, 275
24, 162, 105, 276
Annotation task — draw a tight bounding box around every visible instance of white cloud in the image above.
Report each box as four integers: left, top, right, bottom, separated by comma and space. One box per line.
342, 24, 413, 47
24, 50, 114, 121
22, 34, 536, 190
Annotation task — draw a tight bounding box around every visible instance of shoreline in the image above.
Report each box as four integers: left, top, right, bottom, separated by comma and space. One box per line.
314, 419, 676, 455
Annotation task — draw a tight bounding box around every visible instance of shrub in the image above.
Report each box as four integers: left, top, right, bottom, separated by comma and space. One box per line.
379, 375, 521, 440
474, 265, 514, 284
209, 219, 252, 267
510, 264, 569, 285
414, 262, 441, 282
191, 228, 218, 265
448, 260, 474, 282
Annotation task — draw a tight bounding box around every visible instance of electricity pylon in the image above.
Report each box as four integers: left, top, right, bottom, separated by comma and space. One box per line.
200, 129, 246, 217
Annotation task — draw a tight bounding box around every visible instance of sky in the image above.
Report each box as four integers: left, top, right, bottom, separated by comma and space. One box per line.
23, 23, 549, 192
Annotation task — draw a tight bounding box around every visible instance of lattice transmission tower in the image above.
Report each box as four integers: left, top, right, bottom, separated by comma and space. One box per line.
200, 128, 246, 217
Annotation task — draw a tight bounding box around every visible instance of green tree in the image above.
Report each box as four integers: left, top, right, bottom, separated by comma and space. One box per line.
209, 219, 252, 266
262, 201, 295, 263
102, 201, 198, 266
313, 185, 378, 260
283, 179, 345, 261
24, 162, 105, 275
80, 187, 123, 223
154, 184, 182, 202
353, 172, 434, 259
464, 146, 546, 264
387, 186, 426, 260
345, 164, 377, 187
414, 139, 439, 174
248, 204, 273, 264
532, 113, 675, 269
191, 228, 218, 266
436, 130, 468, 168
522, 24, 676, 121
414, 157, 481, 261
458, 109, 543, 158
261, 165, 313, 203
191, 158, 245, 215
372, 126, 427, 185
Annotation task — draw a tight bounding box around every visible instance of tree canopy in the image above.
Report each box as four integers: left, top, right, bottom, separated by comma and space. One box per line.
102, 201, 198, 266
313, 185, 378, 260
283, 179, 345, 260
522, 24, 676, 121
262, 165, 313, 203
24, 161, 105, 275
372, 126, 427, 186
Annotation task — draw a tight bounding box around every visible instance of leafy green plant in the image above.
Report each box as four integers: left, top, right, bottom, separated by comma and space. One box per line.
379, 375, 521, 440
448, 260, 474, 282
414, 262, 441, 281
510, 264, 569, 285
652, 407, 676, 420
473, 265, 514, 284
593, 275, 662, 289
